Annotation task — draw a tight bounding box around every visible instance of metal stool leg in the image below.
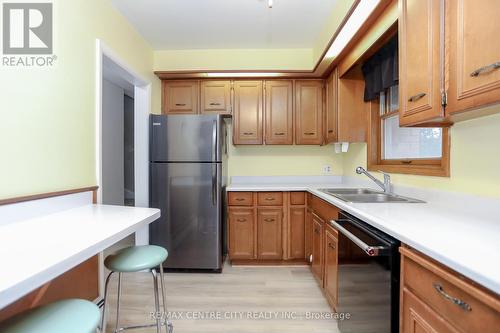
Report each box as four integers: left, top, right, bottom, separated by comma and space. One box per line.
159, 265, 173, 333
152, 269, 162, 333
115, 273, 122, 333
100, 272, 114, 333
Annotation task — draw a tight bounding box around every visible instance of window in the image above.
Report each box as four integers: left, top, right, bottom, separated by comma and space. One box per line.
367, 85, 450, 176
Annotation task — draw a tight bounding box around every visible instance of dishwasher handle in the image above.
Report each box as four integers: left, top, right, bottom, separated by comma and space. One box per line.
330, 219, 389, 257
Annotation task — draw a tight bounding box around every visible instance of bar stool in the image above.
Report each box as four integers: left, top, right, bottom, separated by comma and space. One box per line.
0, 299, 100, 333
101, 245, 173, 333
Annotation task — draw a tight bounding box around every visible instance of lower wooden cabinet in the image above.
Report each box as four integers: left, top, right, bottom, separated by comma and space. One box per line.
289, 207, 305, 259
305, 208, 313, 263
257, 208, 282, 259
311, 214, 324, 285
400, 247, 500, 333
323, 226, 339, 310
228, 208, 255, 259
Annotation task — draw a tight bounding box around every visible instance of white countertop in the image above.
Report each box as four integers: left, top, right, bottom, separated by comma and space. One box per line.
0, 204, 160, 309
227, 180, 500, 295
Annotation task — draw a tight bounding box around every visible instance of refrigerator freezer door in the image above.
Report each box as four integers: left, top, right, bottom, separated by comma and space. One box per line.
150, 162, 222, 270
151, 114, 221, 162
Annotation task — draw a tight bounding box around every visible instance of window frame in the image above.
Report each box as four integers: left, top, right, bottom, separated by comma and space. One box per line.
367, 94, 450, 177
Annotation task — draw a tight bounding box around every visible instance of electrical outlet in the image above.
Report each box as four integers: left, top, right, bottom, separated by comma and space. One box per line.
322, 165, 332, 174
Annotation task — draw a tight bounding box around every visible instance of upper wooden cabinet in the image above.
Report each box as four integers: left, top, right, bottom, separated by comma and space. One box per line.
264, 80, 294, 145
324, 69, 338, 144
399, 0, 444, 126
446, 0, 500, 116
295, 80, 324, 145
200, 80, 232, 115
337, 72, 367, 142
162, 80, 199, 114
232, 81, 263, 145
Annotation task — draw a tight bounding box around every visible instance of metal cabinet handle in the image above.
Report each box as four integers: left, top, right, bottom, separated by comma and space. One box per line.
433, 283, 472, 311
328, 242, 336, 250
304, 132, 315, 135
314, 228, 320, 235
274, 132, 285, 136
243, 132, 254, 135
408, 93, 426, 102
175, 103, 186, 106
470, 61, 500, 77
209, 102, 221, 106
328, 130, 334, 133
235, 198, 245, 201
265, 197, 275, 201
236, 218, 247, 222
264, 218, 275, 222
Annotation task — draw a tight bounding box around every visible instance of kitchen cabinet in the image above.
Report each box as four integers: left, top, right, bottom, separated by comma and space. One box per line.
257, 208, 282, 259
446, 0, 500, 116
398, 0, 444, 126
311, 214, 324, 285
400, 247, 500, 333
289, 207, 305, 259
162, 80, 199, 114
200, 80, 232, 114
233, 81, 263, 145
323, 226, 338, 310
337, 73, 367, 142
324, 68, 338, 144
295, 80, 324, 145
228, 208, 255, 259
264, 80, 294, 145
227, 191, 305, 263
305, 208, 313, 263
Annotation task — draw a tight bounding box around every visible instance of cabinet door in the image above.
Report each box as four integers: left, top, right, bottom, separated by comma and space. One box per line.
257, 208, 282, 259
324, 229, 338, 310
402, 287, 461, 333
399, 0, 444, 125
201, 81, 232, 114
446, 0, 500, 115
289, 207, 305, 259
311, 214, 324, 285
264, 80, 293, 145
233, 81, 263, 145
305, 208, 313, 263
162, 80, 199, 114
295, 80, 323, 145
325, 69, 338, 144
228, 208, 255, 259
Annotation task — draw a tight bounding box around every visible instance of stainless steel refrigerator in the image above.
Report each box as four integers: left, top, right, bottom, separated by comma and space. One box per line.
149, 114, 227, 271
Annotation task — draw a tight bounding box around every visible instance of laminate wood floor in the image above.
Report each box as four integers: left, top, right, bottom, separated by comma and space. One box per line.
103, 261, 339, 333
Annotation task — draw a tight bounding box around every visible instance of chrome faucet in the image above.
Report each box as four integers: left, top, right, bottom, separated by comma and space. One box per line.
355, 166, 392, 193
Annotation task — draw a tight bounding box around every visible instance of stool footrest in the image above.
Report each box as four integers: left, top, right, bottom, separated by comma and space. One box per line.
111, 320, 173, 333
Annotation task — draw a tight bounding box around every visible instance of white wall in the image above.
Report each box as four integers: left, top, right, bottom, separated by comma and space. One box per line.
102, 79, 124, 205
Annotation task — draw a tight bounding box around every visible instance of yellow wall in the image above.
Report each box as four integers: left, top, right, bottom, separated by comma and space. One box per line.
0, 0, 160, 200
226, 123, 343, 177
154, 48, 313, 71
342, 111, 500, 198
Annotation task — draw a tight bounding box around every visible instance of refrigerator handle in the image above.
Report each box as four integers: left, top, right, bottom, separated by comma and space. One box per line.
211, 164, 217, 206
212, 119, 217, 161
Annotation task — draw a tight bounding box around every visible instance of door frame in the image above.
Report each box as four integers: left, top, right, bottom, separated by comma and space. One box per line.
95, 39, 152, 296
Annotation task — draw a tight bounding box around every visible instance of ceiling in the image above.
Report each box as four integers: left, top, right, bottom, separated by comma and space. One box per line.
111, 0, 339, 50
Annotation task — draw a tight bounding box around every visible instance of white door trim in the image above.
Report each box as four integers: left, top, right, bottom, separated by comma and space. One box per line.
95, 39, 152, 297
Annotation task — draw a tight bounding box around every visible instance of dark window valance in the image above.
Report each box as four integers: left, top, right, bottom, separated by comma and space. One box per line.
361, 35, 398, 101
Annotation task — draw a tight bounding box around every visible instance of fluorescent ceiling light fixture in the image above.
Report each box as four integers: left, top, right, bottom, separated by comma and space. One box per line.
205, 72, 282, 77
325, 0, 381, 59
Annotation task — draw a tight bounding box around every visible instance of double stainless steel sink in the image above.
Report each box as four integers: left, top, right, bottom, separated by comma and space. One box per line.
318, 188, 424, 203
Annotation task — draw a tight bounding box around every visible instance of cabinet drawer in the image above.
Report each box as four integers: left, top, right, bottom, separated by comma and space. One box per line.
228, 192, 253, 206
290, 192, 306, 205
257, 192, 283, 206
401, 247, 500, 333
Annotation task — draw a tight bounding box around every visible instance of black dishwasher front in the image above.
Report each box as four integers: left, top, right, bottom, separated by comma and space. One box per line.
330, 211, 400, 333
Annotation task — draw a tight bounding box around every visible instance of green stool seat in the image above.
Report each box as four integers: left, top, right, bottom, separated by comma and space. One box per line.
0, 299, 100, 333
104, 245, 168, 272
